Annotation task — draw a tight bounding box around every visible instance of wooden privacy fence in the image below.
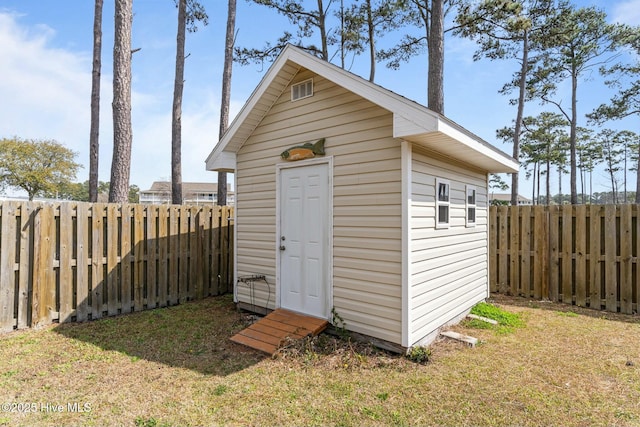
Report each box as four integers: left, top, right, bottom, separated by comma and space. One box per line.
490, 204, 640, 314
0, 201, 234, 332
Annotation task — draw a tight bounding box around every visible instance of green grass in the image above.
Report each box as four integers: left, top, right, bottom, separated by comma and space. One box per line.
468, 301, 525, 334
0, 294, 639, 426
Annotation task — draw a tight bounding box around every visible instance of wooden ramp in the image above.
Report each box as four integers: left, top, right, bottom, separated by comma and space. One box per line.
230, 309, 328, 355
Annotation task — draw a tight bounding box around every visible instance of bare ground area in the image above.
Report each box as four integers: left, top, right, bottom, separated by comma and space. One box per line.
1, 293, 639, 427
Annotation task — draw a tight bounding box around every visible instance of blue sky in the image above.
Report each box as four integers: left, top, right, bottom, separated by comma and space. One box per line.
0, 0, 639, 197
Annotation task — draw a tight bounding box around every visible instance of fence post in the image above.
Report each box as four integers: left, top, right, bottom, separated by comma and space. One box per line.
0, 202, 18, 332
620, 204, 633, 314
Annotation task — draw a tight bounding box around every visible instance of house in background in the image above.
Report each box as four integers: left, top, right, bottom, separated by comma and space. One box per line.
206, 45, 518, 351
139, 181, 235, 205
489, 193, 532, 205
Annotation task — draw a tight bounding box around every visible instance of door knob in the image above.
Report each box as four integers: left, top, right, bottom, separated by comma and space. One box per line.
279, 245, 286, 251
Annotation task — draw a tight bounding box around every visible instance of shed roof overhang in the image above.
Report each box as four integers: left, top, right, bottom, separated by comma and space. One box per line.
205, 45, 518, 175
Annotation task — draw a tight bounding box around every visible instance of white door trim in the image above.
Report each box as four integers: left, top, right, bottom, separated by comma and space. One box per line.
275, 156, 333, 319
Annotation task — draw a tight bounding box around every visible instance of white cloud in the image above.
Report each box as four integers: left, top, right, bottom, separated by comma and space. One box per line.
0, 12, 91, 146
611, 0, 640, 25
0, 11, 231, 194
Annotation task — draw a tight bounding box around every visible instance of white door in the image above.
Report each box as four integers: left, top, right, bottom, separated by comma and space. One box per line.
279, 163, 329, 318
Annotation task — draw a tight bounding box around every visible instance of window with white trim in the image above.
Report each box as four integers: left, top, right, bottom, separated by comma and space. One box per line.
436, 178, 450, 229
466, 185, 476, 227
291, 78, 313, 101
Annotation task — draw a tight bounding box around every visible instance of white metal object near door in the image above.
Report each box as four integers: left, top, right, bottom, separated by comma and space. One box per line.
278, 162, 330, 319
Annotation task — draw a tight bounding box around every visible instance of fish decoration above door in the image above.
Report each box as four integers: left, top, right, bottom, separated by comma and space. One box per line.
281, 138, 325, 161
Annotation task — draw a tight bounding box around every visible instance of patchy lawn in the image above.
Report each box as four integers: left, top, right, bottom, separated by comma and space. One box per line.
1, 294, 639, 427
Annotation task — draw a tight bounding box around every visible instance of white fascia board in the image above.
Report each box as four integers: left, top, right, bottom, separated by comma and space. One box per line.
436, 119, 519, 173
204, 45, 301, 165
205, 150, 236, 172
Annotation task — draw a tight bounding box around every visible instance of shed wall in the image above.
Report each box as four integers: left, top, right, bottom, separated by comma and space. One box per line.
409, 146, 489, 346
235, 70, 403, 344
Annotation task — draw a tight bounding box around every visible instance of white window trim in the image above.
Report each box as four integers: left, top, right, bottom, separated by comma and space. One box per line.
435, 178, 450, 229
291, 78, 313, 101
466, 185, 477, 228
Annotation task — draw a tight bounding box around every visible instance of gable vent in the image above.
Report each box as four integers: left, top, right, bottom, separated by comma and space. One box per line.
291, 78, 313, 101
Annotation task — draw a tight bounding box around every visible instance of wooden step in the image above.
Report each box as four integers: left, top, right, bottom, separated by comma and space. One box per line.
230, 308, 328, 355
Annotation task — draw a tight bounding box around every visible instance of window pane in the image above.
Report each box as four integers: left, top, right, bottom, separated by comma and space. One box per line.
438, 205, 449, 223
468, 207, 476, 223
468, 189, 476, 204
438, 183, 449, 201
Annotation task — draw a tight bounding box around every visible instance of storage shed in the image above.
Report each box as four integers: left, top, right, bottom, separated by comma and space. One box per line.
206, 45, 518, 350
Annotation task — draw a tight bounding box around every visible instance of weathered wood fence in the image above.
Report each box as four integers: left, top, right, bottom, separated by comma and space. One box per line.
0, 202, 234, 332
490, 204, 640, 314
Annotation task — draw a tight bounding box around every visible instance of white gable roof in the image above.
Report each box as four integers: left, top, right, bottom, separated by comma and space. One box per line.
206, 44, 518, 173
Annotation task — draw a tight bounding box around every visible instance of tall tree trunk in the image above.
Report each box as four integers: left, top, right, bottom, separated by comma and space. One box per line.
317, 0, 329, 60
536, 162, 541, 205
532, 162, 537, 205
89, 0, 103, 203
546, 157, 550, 205
569, 69, 578, 204
217, 0, 236, 206
427, 0, 444, 114
511, 30, 528, 206
109, 0, 133, 203
171, 0, 187, 205
339, 0, 345, 69
366, 0, 375, 82
559, 166, 562, 202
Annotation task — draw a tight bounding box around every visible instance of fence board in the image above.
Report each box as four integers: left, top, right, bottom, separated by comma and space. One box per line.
497, 205, 508, 294
17, 203, 34, 329
509, 205, 519, 296
203, 207, 213, 296
59, 203, 74, 322
520, 205, 531, 297
0, 202, 18, 332
532, 206, 548, 299
76, 204, 89, 322
213, 206, 222, 294
604, 205, 617, 312
548, 206, 560, 302
158, 206, 169, 308
121, 204, 132, 314
146, 206, 158, 309
133, 205, 144, 311
168, 206, 179, 305
179, 206, 189, 302
91, 204, 105, 319
574, 205, 587, 307
106, 204, 119, 316
620, 204, 633, 314
589, 204, 602, 309
191, 208, 208, 299
33, 204, 56, 326
561, 205, 573, 304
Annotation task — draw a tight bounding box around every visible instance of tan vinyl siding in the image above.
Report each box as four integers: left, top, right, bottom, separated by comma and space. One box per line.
235, 70, 403, 343
409, 146, 489, 346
